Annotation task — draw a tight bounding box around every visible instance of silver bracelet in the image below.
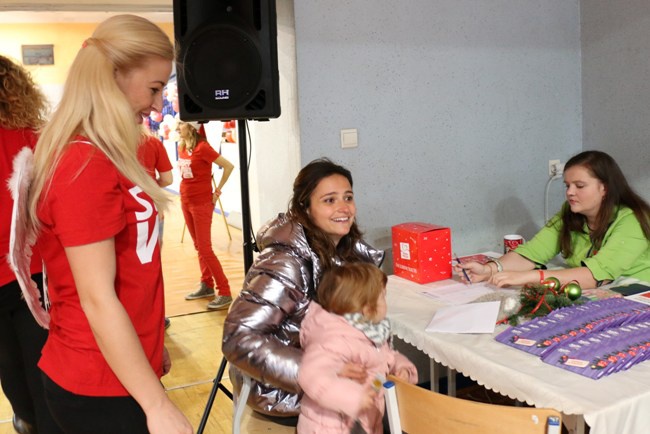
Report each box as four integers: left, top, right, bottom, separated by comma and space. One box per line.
487, 258, 503, 273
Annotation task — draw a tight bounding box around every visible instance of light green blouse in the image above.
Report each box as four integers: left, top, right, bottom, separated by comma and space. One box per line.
514, 206, 650, 282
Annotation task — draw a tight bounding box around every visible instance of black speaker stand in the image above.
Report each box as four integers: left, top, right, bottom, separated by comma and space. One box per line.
196, 119, 255, 434
196, 357, 232, 433
237, 119, 255, 270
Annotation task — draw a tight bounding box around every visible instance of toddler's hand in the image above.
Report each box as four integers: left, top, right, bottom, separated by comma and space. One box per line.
359, 384, 376, 411
338, 362, 366, 384
396, 368, 410, 381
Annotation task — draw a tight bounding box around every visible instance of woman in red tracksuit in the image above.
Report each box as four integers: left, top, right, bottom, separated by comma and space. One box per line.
177, 121, 234, 310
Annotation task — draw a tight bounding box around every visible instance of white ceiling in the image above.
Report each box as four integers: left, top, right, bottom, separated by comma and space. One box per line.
0, 2, 173, 23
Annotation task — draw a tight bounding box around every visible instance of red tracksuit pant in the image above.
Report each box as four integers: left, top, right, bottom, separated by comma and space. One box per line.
180, 198, 231, 295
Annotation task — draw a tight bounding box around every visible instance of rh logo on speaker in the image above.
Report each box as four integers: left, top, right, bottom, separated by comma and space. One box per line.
214, 90, 230, 100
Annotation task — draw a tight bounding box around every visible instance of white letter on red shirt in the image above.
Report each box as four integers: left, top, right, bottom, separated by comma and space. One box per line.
129, 186, 159, 264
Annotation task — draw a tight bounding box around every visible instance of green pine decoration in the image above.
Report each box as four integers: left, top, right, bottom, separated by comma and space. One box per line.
505, 280, 584, 326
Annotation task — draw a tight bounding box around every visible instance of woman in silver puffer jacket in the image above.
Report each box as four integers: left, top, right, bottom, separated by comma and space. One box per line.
222, 158, 384, 417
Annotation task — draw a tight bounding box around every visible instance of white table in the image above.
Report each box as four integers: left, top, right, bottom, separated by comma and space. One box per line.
386, 275, 650, 434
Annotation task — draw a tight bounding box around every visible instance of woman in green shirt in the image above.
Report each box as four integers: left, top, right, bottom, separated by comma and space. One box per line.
457, 151, 650, 289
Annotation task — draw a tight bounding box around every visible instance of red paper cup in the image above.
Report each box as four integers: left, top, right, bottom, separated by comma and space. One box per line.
504, 234, 525, 254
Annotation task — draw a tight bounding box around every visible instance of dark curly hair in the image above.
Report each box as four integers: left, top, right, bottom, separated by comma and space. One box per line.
0, 55, 48, 130
288, 158, 364, 268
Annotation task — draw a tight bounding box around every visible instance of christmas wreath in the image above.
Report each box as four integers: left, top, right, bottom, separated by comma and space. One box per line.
501, 277, 584, 326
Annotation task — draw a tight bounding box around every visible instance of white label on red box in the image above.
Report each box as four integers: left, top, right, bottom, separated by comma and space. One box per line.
399, 242, 411, 260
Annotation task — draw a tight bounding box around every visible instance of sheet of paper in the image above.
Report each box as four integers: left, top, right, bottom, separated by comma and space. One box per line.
420, 281, 495, 305
425, 301, 501, 334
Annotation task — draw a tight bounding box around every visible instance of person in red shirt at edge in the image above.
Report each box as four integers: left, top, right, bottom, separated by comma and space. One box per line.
138, 132, 173, 194
177, 120, 235, 310
17, 15, 192, 434
0, 55, 62, 434
137, 130, 173, 329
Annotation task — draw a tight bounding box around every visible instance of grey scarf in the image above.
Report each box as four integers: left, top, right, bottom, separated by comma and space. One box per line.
343, 312, 391, 347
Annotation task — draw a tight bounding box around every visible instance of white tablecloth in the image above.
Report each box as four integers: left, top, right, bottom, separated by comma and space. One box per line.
386, 275, 650, 434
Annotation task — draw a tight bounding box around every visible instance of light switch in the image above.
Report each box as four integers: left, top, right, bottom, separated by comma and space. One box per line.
340, 128, 358, 148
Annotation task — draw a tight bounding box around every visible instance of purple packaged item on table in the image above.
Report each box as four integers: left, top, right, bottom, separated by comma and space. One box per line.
590, 328, 636, 378
561, 329, 623, 380
542, 320, 650, 379
588, 325, 650, 378
541, 336, 604, 377
617, 322, 650, 372
495, 298, 650, 357
612, 323, 650, 370
497, 296, 650, 379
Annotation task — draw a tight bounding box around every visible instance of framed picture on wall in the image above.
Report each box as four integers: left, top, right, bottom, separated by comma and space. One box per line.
22, 44, 54, 65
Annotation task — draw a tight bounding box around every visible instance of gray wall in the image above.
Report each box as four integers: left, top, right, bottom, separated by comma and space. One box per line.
581, 0, 650, 200
293, 0, 582, 259
248, 0, 301, 230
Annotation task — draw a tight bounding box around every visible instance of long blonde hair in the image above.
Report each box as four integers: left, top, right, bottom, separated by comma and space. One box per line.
177, 122, 203, 153
28, 14, 173, 226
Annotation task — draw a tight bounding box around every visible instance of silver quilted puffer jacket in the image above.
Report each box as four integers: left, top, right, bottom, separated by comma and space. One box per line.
222, 213, 384, 417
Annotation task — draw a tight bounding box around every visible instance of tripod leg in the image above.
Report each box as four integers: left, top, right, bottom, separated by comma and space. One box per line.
197, 357, 230, 434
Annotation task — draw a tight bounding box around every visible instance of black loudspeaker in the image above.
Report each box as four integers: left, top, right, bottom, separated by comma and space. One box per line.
173, 0, 281, 121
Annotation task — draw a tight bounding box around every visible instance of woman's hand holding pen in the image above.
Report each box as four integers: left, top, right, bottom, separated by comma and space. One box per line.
456, 262, 529, 287
457, 264, 540, 288
454, 261, 492, 284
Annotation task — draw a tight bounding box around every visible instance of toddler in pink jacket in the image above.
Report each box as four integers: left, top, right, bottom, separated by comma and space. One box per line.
297, 263, 418, 434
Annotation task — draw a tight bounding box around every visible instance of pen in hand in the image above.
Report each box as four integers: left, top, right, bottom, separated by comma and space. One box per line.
455, 254, 472, 284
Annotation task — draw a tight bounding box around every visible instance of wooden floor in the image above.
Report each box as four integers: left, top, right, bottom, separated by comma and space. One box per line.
0, 195, 294, 433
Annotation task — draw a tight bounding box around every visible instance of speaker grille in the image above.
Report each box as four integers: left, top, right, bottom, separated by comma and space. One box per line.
174, 0, 280, 120
183, 24, 263, 111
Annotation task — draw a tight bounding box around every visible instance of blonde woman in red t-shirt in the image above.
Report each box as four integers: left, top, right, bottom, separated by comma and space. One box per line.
177, 121, 235, 310
18, 15, 192, 434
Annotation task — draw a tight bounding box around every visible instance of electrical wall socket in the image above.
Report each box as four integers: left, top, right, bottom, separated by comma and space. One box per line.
548, 159, 561, 176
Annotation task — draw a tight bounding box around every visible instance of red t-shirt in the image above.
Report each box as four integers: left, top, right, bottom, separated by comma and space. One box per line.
137, 135, 172, 179
177, 140, 220, 202
0, 127, 42, 287
37, 139, 165, 396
